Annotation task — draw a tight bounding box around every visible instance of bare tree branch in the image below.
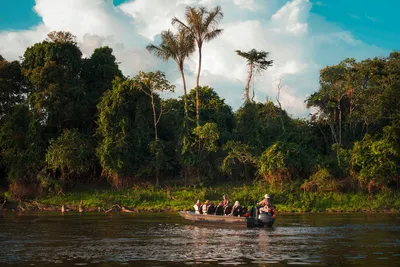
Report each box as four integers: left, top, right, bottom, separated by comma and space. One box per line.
276, 77, 286, 133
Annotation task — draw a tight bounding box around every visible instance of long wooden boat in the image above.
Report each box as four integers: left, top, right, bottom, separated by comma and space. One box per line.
178, 211, 275, 228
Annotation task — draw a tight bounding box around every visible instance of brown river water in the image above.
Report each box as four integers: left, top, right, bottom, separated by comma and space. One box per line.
0, 212, 399, 266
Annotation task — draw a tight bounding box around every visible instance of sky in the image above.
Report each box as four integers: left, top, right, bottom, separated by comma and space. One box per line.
0, 0, 399, 117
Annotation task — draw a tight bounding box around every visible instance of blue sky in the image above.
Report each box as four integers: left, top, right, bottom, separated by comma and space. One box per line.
1, 0, 398, 50
311, 0, 399, 51
0, 0, 398, 117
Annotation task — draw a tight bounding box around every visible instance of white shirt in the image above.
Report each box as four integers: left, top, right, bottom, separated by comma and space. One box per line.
193, 204, 200, 214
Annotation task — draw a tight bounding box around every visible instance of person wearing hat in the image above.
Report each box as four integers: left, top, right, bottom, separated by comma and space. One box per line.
202, 200, 210, 214
193, 200, 202, 214
258, 194, 272, 207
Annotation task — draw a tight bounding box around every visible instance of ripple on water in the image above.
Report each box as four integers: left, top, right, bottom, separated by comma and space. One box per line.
251, 260, 279, 264
0, 213, 399, 266
219, 262, 245, 266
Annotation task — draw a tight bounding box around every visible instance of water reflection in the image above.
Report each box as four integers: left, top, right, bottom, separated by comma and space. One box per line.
0, 213, 399, 266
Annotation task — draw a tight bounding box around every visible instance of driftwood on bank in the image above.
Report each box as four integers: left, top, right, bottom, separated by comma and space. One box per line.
18, 200, 25, 212
19, 200, 47, 211
121, 206, 134, 213
104, 205, 135, 213
32, 201, 43, 211
105, 205, 121, 214
0, 199, 137, 213
0, 198, 6, 212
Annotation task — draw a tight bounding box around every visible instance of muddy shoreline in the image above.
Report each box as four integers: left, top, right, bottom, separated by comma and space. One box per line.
1, 201, 398, 214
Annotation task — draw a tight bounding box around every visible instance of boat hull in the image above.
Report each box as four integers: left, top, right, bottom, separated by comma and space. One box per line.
178, 211, 275, 228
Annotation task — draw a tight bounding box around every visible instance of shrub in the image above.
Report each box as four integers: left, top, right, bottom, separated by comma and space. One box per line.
301, 167, 340, 193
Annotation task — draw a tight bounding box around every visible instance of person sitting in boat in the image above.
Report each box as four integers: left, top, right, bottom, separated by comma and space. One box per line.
224, 205, 232, 215
222, 195, 229, 207
207, 201, 216, 214
193, 200, 202, 214
202, 200, 210, 214
258, 194, 277, 219
258, 194, 273, 207
215, 201, 224, 215
230, 201, 241, 216
242, 209, 250, 217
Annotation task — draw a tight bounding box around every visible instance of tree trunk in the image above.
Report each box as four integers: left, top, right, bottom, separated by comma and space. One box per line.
179, 65, 189, 120
329, 123, 338, 144
150, 91, 159, 186
245, 63, 253, 103
279, 114, 286, 133
196, 46, 202, 126
151, 92, 158, 142
276, 81, 285, 133
338, 104, 342, 146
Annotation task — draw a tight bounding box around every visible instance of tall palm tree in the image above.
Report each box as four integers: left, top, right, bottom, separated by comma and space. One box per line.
146, 29, 195, 119
172, 5, 224, 125
235, 49, 273, 103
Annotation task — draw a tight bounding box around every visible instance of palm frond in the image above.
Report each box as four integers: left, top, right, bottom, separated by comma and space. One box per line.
185, 6, 205, 40
161, 30, 178, 56
178, 29, 196, 57
204, 28, 223, 42
146, 44, 170, 61
203, 6, 223, 29
172, 16, 191, 33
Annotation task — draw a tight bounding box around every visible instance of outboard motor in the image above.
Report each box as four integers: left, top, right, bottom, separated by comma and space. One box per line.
259, 211, 272, 223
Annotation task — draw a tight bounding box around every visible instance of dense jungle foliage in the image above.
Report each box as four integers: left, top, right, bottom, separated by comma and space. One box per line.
0, 6, 399, 202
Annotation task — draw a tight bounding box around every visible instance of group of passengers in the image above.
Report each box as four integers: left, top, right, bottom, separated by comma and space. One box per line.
193, 194, 275, 218
193, 195, 243, 216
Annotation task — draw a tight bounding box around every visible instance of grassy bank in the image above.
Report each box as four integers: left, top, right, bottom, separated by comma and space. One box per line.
2, 184, 400, 213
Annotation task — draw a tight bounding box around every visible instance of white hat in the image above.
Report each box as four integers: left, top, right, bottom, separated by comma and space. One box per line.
234, 201, 240, 206
264, 194, 270, 198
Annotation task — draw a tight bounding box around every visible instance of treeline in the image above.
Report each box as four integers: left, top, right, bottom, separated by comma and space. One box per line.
0, 7, 399, 199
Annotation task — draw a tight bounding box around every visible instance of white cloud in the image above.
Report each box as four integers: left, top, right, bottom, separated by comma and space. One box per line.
0, 24, 48, 60
0, 0, 390, 117
233, 0, 257, 10
366, 15, 379, 23
348, 13, 361, 20
271, 0, 310, 35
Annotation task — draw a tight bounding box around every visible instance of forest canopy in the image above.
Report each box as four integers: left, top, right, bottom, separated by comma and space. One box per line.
0, 7, 399, 199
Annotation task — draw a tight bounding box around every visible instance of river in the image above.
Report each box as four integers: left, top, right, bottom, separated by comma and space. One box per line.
0, 212, 399, 266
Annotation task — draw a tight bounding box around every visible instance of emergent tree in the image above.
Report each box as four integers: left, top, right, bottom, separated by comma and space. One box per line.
235, 49, 273, 103
172, 5, 224, 125
146, 29, 195, 120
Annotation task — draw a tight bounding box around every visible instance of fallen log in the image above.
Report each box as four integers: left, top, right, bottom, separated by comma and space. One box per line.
105, 205, 120, 214
121, 206, 134, 213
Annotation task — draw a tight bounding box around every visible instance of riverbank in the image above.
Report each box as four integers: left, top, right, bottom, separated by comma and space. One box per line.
1, 185, 400, 213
